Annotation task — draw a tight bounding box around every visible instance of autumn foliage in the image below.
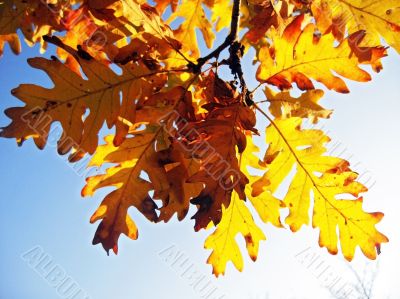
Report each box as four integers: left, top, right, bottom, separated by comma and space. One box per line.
1, 0, 398, 276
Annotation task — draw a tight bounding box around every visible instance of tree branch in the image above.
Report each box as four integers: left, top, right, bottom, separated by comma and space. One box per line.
187, 0, 253, 105
188, 0, 242, 73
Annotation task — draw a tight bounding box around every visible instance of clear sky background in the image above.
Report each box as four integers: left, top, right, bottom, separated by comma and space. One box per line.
0, 31, 399, 299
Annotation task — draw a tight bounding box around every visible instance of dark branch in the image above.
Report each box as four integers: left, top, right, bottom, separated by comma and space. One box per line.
187, 0, 253, 105
188, 0, 242, 73
228, 41, 253, 106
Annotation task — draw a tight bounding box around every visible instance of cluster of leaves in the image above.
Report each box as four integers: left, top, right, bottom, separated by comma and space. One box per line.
1, 0, 398, 276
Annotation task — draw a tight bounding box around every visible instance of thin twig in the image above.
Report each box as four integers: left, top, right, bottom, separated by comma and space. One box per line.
250, 82, 264, 95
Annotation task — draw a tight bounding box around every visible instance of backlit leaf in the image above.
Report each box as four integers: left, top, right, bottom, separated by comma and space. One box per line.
256, 16, 387, 93
252, 117, 388, 260
312, 0, 400, 53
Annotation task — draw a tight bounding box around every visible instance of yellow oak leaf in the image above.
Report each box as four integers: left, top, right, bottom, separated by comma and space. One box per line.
311, 0, 400, 53
167, 0, 215, 57
209, 0, 232, 32
263, 87, 332, 124
116, 1, 179, 47
252, 117, 388, 260
241, 135, 285, 228
160, 0, 232, 57
105, 1, 187, 68
204, 191, 266, 276
256, 15, 387, 93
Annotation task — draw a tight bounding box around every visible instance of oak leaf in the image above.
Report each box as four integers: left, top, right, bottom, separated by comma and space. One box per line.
0, 0, 71, 55
264, 87, 332, 124
311, 0, 400, 53
82, 131, 162, 254
242, 135, 285, 228
161, 0, 232, 58
157, 144, 203, 222
0, 33, 20, 57
0, 37, 167, 160
185, 102, 253, 231
252, 117, 388, 260
256, 15, 387, 93
205, 191, 266, 276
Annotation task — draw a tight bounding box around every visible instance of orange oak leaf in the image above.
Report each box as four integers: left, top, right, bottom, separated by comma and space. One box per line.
0, 0, 73, 55
0, 37, 168, 160
82, 131, 162, 254
0, 33, 20, 57
185, 103, 253, 231
256, 15, 387, 93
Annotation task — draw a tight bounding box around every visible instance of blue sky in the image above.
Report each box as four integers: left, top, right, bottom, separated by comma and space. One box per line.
0, 35, 399, 299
